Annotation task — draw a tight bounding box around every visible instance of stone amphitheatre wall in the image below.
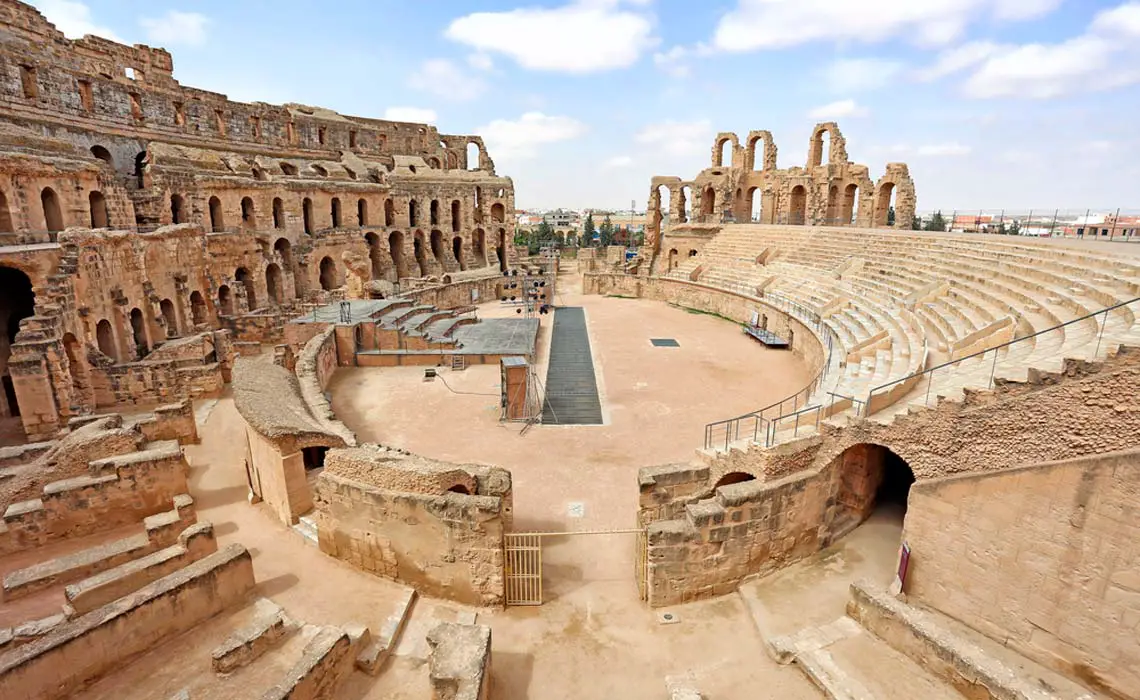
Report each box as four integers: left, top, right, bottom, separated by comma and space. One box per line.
901, 449, 1140, 699
314, 447, 511, 607
638, 344, 1140, 607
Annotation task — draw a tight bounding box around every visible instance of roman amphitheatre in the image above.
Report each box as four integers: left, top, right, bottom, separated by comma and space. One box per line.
0, 3, 1137, 699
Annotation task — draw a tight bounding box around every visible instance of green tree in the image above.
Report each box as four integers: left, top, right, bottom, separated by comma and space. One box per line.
532, 220, 556, 254
1006, 219, 1021, 236
582, 213, 597, 245
923, 210, 947, 232
599, 215, 615, 247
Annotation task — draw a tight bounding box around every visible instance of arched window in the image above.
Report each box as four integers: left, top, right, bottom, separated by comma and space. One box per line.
384, 199, 395, 227
235, 267, 256, 310
330, 197, 342, 228
466, 142, 480, 170
472, 228, 485, 267
170, 194, 186, 224
274, 237, 292, 267
365, 232, 383, 279
451, 200, 461, 232
272, 197, 284, 229
409, 200, 419, 227
217, 285, 233, 315
88, 190, 109, 228
240, 196, 256, 228
129, 307, 148, 356
189, 291, 207, 326
491, 203, 505, 223
875, 182, 897, 228
700, 185, 716, 218
319, 256, 337, 291
90, 145, 113, 167
748, 187, 762, 223
280, 162, 297, 176
388, 231, 405, 279
159, 298, 178, 337
357, 198, 368, 226
41, 187, 63, 232
789, 185, 807, 226
302, 197, 313, 234
430, 200, 440, 226
452, 236, 465, 271
430, 230, 446, 265
413, 234, 428, 276
841, 184, 858, 226
265, 263, 282, 304
96, 319, 116, 360
133, 151, 147, 188
208, 196, 224, 232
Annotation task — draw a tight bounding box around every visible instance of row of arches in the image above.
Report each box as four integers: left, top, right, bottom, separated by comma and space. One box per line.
177, 193, 508, 236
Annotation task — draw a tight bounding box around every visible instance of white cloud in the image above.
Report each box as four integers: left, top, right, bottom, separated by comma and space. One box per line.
467, 53, 495, 71
603, 155, 634, 168
139, 10, 209, 47
807, 99, 868, 119
634, 119, 713, 157
823, 57, 905, 92
653, 43, 714, 78
383, 107, 437, 124
445, 0, 657, 73
409, 59, 486, 101
475, 112, 587, 160
712, 0, 1062, 52
915, 41, 1002, 81
35, 0, 121, 41
917, 142, 972, 156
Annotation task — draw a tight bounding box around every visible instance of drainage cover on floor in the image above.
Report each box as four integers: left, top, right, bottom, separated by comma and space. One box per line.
650, 338, 680, 347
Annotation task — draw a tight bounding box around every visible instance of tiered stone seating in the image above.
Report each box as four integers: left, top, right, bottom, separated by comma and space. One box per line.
676, 225, 1140, 450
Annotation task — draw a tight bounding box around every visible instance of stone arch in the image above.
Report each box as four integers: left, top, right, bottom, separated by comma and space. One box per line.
208, 196, 224, 232
217, 285, 233, 316
700, 185, 716, 219
274, 237, 292, 268
90, 145, 113, 168
825, 184, 840, 225
430, 200, 440, 227
95, 319, 116, 360
0, 190, 12, 232
409, 200, 419, 228
452, 236, 466, 271
302, 197, 313, 234
319, 256, 338, 291
331, 197, 342, 228
0, 266, 35, 416
745, 130, 777, 172
808, 122, 848, 169
747, 186, 762, 223
679, 186, 692, 224
874, 182, 896, 228
134, 151, 148, 188
273, 197, 285, 229
491, 202, 505, 223
712, 132, 738, 167
88, 190, 109, 228
472, 228, 486, 267
357, 198, 368, 226
430, 230, 446, 266
171, 194, 187, 224
789, 185, 807, 225
497, 228, 507, 272
388, 231, 407, 279
841, 183, 859, 226
826, 443, 915, 538
714, 472, 756, 489
451, 200, 461, 232
365, 232, 383, 279
241, 196, 256, 229
413, 232, 429, 276
41, 187, 63, 232
266, 263, 282, 304
427, 156, 441, 169
129, 307, 148, 356
384, 199, 395, 227
159, 298, 178, 337
236, 266, 256, 310
668, 248, 678, 269
466, 142, 480, 170
190, 291, 208, 326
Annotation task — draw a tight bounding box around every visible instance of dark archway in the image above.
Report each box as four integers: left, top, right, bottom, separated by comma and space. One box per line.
273, 197, 285, 229
413, 234, 429, 276
218, 285, 233, 316
274, 237, 292, 268
41, 187, 63, 232
236, 267, 256, 310
452, 236, 466, 271
789, 185, 807, 225
430, 199, 440, 226
357, 198, 368, 227
90, 145, 113, 167
388, 231, 406, 279
241, 196, 256, 229
208, 196, 224, 232
875, 183, 896, 228
302, 197, 313, 234
365, 232, 383, 279
331, 197, 342, 228
319, 256, 337, 291
95, 318, 116, 360
451, 200, 461, 232
497, 228, 507, 272
714, 472, 755, 489
472, 228, 485, 267
302, 446, 328, 470
447, 484, 471, 495
825, 184, 839, 225
0, 190, 13, 232
409, 200, 419, 227
190, 291, 208, 326
829, 443, 914, 539
171, 194, 187, 224
384, 199, 395, 227
430, 230, 445, 266
0, 267, 34, 417
129, 307, 148, 357
266, 263, 282, 304
841, 184, 858, 225
159, 298, 178, 337
491, 202, 505, 223
89, 190, 109, 228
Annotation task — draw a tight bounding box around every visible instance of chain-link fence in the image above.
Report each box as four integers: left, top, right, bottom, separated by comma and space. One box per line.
910, 208, 1140, 241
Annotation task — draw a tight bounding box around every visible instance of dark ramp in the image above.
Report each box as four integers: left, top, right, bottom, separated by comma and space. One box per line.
541, 307, 603, 425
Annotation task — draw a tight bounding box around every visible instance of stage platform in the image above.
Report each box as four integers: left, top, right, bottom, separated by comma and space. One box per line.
744, 325, 789, 348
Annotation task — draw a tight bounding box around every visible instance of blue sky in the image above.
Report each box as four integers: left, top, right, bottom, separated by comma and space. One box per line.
31, 0, 1140, 211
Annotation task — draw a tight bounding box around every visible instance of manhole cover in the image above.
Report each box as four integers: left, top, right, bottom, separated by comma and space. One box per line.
650, 338, 680, 347
657, 610, 681, 624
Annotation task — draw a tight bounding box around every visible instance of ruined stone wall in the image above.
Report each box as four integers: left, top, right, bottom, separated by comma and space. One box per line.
902, 449, 1140, 699
243, 424, 313, 525
315, 468, 509, 607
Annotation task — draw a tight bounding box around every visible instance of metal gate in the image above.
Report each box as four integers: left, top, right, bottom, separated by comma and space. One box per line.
503, 529, 648, 606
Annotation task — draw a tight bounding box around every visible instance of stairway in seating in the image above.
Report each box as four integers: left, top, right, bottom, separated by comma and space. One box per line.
541, 306, 603, 425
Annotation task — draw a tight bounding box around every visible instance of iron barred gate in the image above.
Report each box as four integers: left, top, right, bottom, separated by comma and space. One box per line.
503, 528, 648, 606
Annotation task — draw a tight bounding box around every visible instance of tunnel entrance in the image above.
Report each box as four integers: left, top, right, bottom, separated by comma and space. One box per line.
0, 266, 34, 419
829, 443, 914, 541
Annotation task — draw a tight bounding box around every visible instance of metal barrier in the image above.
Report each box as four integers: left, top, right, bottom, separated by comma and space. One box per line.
863, 296, 1140, 416
703, 292, 837, 451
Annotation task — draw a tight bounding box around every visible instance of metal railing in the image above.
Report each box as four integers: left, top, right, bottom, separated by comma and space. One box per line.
703, 295, 838, 451
862, 295, 1140, 416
